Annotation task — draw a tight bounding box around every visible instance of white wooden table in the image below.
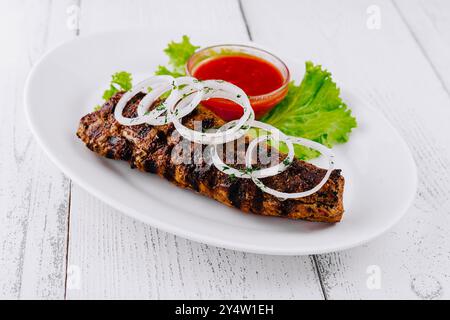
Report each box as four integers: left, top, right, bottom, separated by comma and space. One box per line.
1, 0, 450, 300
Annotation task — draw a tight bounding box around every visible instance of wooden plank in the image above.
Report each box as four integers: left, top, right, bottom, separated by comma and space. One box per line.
242, 0, 450, 299
67, 192, 322, 299
66, 0, 324, 299
394, 0, 450, 95
0, 0, 76, 299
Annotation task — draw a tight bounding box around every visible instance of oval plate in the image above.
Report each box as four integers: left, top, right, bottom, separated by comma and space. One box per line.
24, 30, 417, 255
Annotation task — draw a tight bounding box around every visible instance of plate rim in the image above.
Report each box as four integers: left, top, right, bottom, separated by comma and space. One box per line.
23, 29, 419, 255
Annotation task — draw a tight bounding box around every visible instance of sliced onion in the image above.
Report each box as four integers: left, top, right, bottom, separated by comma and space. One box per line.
135, 82, 173, 124
170, 80, 254, 145
250, 137, 335, 199
114, 75, 174, 126
210, 118, 254, 179
243, 120, 294, 179
211, 119, 293, 179
152, 76, 205, 125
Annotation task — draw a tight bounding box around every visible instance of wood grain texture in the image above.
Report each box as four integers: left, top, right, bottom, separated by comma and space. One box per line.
67, 192, 323, 299
0, 0, 76, 299
65, 0, 324, 299
394, 0, 450, 95
3, 0, 450, 299
242, 0, 450, 299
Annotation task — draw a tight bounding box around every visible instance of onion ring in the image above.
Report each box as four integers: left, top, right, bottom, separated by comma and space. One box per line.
210, 117, 254, 179
154, 76, 205, 125
210, 119, 294, 180
135, 83, 173, 124
169, 80, 254, 145
244, 120, 295, 179
249, 137, 335, 199
114, 75, 174, 126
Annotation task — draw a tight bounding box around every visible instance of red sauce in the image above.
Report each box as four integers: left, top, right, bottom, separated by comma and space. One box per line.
192, 55, 287, 120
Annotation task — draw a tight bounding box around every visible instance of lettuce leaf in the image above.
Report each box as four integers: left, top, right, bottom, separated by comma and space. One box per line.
102, 71, 133, 101
261, 61, 357, 160
155, 35, 199, 77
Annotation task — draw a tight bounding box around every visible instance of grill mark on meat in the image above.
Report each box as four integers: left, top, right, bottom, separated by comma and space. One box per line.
130, 155, 137, 169
162, 151, 176, 182
76, 92, 345, 223
137, 126, 152, 139
204, 165, 219, 190
251, 186, 264, 214
228, 181, 242, 209
105, 149, 115, 159
188, 108, 199, 118
156, 130, 167, 146
143, 158, 158, 173
121, 141, 132, 161
202, 117, 215, 130
280, 200, 295, 216
185, 164, 200, 192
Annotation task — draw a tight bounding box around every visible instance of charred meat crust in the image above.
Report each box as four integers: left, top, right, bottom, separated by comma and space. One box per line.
77, 92, 345, 223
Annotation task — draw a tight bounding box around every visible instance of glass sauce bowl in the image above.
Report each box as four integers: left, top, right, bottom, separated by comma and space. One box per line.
186, 44, 290, 120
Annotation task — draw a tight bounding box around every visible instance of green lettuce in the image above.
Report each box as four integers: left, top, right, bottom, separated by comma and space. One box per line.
94, 71, 133, 110
155, 35, 199, 77
261, 62, 357, 159
102, 71, 133, 101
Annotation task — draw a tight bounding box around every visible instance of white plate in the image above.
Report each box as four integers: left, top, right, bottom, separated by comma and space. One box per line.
24, 30, 417, 255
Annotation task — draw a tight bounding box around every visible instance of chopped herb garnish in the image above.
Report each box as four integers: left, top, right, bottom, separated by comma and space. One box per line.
282, 158, 292, 166
156, 104, 166, 111
203, 87, 214, 94
240, 167, 256, 175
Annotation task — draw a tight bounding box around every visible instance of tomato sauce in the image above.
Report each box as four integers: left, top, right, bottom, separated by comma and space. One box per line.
192, 55, 287, 120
